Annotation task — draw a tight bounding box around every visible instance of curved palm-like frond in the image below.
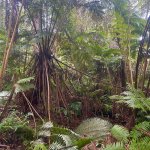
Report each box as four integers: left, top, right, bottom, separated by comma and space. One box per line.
75, 118, 112, 141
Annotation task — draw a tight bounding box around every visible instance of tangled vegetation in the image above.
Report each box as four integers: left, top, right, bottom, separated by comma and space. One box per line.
0, 0, 150, 149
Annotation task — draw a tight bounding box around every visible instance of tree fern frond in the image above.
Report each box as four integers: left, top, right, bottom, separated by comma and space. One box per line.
75, 118, 112, 141
111, 125, 129, 142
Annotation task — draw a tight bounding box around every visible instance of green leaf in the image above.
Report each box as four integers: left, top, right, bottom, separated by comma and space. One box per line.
111, 125, 129, 142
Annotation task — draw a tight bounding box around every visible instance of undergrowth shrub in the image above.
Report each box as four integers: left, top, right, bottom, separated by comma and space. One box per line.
30, 118, 112, 150
104, 121, 150, 150
0, 110, 34, 145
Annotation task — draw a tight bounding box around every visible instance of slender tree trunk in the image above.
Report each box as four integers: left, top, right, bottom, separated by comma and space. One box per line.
0, 1, 23, 90
120, 60, 126, 91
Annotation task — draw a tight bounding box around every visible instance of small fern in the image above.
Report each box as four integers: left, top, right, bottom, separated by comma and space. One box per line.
130, 137, 150, 150
130, 121, 150, 150
103, 142, 125, 150
0, 111, 34, 142
130, 121, 150, 139
110, 85, 150, 112
32, 121, 92, 150
111, 125, 129, 142
109, 121, 150, 150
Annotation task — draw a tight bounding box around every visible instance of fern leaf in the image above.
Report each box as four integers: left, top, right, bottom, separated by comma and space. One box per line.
111, 125, 129, 142
51, 127, 80, 140
73, 138, 92, 149
17, 77, 34, 84
103, 142, 125, 150
49, 142, 63, 150
42, 122, 53, 129
75, 118, 112, 141
33, 144, 47, 150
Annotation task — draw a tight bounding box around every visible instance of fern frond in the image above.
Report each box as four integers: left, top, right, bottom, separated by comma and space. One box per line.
51, 127, 81, 140
49, 142, 77, 150
17, 77, 34, 84
73, 138, 92, 149
15, 77, 35, 93
129, 121, 150, 149
130, 137, 150, 150
103, 142, 125, 150
110, 85, 150, 112
38, 130, 51, 137
135, 121, 150, 130
41, 122, 53, 129
49, 142, 63, 150
33, 144, 47, 150
130, 121, 150, 139
50, 134, 72, 147
111, 125, 129, 142
75, 118, 112, 141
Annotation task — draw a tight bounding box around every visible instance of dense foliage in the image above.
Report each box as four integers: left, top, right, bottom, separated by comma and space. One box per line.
0, 0, 150, 149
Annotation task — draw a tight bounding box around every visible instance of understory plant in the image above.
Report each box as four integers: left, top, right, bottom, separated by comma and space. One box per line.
110, 84, 150, 121
0, 110, 34, 145
106, 84, 150, 149
104, 121, 150, 150
30, 118, 113, 150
